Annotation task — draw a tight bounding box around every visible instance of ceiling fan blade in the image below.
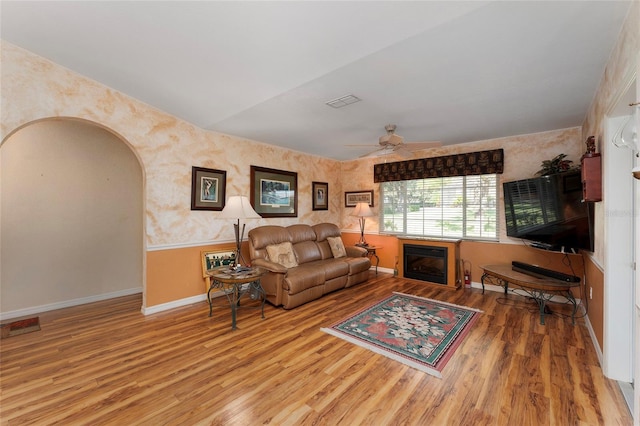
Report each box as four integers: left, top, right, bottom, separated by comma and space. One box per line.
403, 141, 442, 151
392, 146, 414, 159
360, 147, 394, 158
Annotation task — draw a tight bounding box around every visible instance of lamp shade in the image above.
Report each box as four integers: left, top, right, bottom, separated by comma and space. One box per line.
351, 202, 374, 217
219, 195, 260, 219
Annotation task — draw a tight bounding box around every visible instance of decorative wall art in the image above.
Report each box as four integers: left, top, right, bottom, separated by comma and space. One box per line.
250, 166, 298, 217
345, 190, 374, 207
191, 166, 226, 211
312, 181, 329, 211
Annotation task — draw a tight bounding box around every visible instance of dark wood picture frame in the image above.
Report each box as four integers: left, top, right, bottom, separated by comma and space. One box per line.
250, 166, 298, 217
191, 166, 226, 211
345, 190, 374, 207
312, 181, 329, 211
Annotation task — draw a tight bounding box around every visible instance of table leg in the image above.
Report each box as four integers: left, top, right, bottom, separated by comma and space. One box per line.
252, 281, 266, 319
538, 298, 546, 325
229, 284, 239, 330
371, 252, 379, 275
565, 290, 577, 325
207, 285, 215, 317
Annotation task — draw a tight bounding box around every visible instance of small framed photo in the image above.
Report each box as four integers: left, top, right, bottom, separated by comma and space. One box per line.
312, 181, 329, 211
191, 166, 226, 211
202, 250, 236, 273
345, 190, 374, 207
250, 166, 298, 217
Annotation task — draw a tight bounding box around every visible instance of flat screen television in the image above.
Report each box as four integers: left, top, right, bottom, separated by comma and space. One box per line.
503, 170, 594, 252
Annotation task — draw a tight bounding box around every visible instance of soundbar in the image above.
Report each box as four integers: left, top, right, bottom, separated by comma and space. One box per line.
512, 261, 581, 283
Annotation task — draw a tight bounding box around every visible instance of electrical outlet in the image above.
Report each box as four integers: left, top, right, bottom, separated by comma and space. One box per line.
590, 287, 593, 299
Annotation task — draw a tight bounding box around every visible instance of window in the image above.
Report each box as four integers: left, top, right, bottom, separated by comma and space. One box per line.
380, 174, 498, 239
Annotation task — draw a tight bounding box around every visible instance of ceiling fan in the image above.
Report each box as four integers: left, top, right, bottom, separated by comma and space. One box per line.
352, 124, 441, 159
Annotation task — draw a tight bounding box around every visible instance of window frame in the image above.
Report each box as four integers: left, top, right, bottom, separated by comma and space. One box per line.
379, 174, 499, 241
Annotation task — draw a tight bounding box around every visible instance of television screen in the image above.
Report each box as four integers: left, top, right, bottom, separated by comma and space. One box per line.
503, 171, 594, 252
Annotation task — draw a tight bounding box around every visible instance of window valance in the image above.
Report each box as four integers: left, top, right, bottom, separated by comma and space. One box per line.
373, 149, 504, 183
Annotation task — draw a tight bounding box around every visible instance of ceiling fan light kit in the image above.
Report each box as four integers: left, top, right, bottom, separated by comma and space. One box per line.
379, 124, 404, 146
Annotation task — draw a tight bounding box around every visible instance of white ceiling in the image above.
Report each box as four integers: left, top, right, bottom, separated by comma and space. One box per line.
1, 1, 632, 160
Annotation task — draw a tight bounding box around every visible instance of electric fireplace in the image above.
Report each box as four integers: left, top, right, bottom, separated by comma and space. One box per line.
403, 244, 447, 284
398, 238, 461, 289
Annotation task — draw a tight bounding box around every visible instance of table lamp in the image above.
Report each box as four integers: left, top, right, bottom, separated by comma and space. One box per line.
351, 202, 375, 247
220, 195, 261, 268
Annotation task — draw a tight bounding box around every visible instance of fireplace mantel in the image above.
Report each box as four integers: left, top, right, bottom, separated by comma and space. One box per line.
397, 237, 461, 290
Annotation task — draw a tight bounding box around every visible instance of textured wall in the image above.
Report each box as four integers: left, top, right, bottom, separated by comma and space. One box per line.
582, 0, 639, 264
0, 40, 596, 311
1, 42, 343, 250
340, 127, 583, 241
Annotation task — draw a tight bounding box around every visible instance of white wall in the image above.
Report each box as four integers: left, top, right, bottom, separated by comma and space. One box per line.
1, 119, 143, 314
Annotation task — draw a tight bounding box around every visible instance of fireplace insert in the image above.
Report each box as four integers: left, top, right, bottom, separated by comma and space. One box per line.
403, 244, 447, 285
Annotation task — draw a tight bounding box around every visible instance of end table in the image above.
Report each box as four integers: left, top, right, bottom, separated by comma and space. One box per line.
362, 246, 381, 275
206, 266, 266, 330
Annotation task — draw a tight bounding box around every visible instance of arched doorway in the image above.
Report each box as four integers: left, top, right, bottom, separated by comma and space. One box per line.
1, 118, 144, 318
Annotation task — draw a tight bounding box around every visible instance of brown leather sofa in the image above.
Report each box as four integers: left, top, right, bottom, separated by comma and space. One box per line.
248, 223, 371, 309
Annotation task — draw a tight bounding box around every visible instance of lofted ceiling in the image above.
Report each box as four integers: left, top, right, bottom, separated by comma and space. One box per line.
1, 1, 632, 160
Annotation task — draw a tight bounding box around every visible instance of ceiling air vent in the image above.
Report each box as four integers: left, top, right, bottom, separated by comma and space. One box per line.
325, 94, 361, 108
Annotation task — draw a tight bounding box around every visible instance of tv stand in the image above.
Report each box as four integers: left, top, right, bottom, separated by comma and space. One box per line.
480, 264, 580, 325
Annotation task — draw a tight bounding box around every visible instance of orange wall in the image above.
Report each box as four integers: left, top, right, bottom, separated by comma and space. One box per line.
146, 242, 237, 306
341, 233, 401, 271
459, 241, 585, 287
148, 232, 588, 309
342, 233, 585, 280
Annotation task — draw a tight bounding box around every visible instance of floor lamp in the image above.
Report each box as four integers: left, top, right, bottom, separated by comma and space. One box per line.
220, 195, 260, 268
351, 202, 375, 247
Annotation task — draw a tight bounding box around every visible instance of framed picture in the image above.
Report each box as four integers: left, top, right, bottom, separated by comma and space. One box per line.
202, 250, 236, 274
312, 181, 329, 211
191, 166, 226, 211
250, 166, 298, 217
345, 190, 374, 207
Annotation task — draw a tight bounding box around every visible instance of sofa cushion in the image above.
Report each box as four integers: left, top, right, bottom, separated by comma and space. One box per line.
249, 226, 292, 261
344, 257, 371, 275
327, 236, 346, 258
266, 242, 298, 268
287, 224, 316, 244
313, 223, 341, 241
284, 266, 324, 294
293, 240, 322, 264
319, 258, 349, 280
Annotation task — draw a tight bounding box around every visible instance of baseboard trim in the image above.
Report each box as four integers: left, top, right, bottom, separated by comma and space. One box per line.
142, 294, 207, 315
0, 288, 142, 321
141, 290, 228, 316
583, 311, 604, 366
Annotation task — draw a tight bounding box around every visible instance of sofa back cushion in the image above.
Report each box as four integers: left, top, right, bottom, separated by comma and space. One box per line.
287, 224, 316, 244
313, 223, 342, 260
287, 224, 322, 264
248, 225, 291, 261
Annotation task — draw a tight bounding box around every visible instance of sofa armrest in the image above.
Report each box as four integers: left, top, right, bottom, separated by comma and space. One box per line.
346, 246, 368, 257
251, 258, 288, 274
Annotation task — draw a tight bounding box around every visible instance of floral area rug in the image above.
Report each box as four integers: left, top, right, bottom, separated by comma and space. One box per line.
321, 292, 481, 378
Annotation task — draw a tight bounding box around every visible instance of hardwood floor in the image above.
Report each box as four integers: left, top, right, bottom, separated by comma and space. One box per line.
0, 273, 632, 425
